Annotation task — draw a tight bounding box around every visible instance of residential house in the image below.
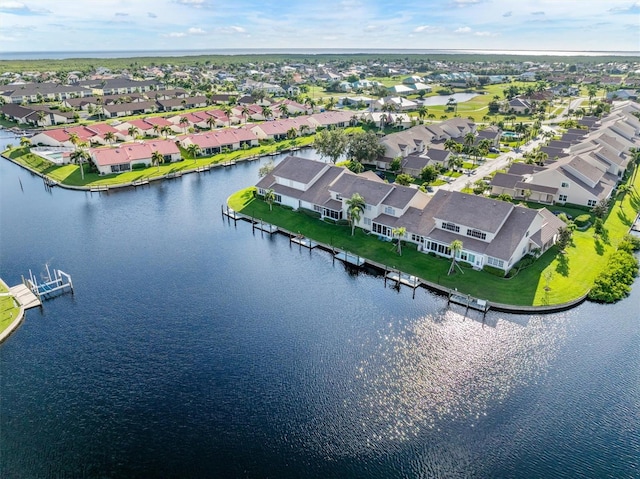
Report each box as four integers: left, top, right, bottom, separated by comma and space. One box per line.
255, 156, 563, 274
178, 128, 258, 155
0, 82, 92, 104
250, 117, 315, 141
90, 139, 181, 175
101, 100, 157, 118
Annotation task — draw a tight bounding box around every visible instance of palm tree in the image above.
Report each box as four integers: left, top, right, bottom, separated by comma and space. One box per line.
186, 143, 201, 161
68, 132, 80, 148
392, 226, 406, 256
299, 124, 309, 136
179, 116, 189, 134
103, 131, 116, 146
305, 97, 316, 112
325, 97, 337, 111
534, 150, 549, 166
161, 125, 172, 139
286, 127, 297, 139
264, 188, 276, 211
417, 105, 428, 123
448, 239, 463, 275
241, 105, 250, 124
463, 132, 475, 155
206, 115, 216, 131
222, 105, 234, 127
152, 124, 161, 137
20, 136, 32, 149
151, 150, 163, 171
261, 105, 272, 120
278, 103, 289, 118
346, 192, 365, 236
127, 126, 139, 140
70, 149, 90, 180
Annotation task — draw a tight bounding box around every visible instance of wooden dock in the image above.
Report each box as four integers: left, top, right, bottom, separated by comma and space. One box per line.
334, 251, 365, 267
221, 206, 242, 221
253, 220, 278, 234
8, 284, 41, 309
386, 271, 421, 288
291, 235, 317, 249
90, 185, 109, 192
448, 291, 490, 313
131, 179, 149, 187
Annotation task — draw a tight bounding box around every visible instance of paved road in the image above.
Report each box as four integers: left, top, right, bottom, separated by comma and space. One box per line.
440, 125, 558, 192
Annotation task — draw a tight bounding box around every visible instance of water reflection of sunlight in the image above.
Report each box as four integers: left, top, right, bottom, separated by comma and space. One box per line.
310, 309, 570, 458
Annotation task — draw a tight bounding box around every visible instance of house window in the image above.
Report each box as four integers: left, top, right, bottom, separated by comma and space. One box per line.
313, 205, 322, 212
587, 199, 597, 207
441, 221, 460, 233
411, 234, 424, 243
365, 204, 371, 210
466, 229, 487, 240
487, 257, 504, 268
558, 194, 567, 202
384, 206, 395, 215
373, 223, 391, 237
323, 208, 341, 220
561, 182, 569, 188
364, 217, 371, 226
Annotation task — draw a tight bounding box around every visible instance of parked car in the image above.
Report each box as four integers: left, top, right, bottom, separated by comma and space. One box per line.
489, 147, 500, 153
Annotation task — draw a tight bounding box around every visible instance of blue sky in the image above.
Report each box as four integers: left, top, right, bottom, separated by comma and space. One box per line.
0, 0, 638, 53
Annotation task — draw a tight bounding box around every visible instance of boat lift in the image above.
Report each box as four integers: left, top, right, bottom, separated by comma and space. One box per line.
24, 264, 73, 300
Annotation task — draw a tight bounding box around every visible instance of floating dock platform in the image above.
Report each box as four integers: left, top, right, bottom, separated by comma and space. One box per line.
253, 221, 278, 234
291, 236, 317, 249
8, 284, 41, 309
334, 251, 365, 267
448, 291, 489, 313
386, 271, 421, 288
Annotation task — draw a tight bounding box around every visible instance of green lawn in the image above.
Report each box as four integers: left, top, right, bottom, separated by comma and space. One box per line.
228, 168, 640, 307
3, 134, 320, 187
0, 294, 20, 337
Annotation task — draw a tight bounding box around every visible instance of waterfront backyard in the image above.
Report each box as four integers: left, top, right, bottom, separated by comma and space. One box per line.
228, 166, 640, 307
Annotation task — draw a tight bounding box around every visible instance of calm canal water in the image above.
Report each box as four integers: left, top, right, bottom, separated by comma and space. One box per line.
0, 131, 638, 478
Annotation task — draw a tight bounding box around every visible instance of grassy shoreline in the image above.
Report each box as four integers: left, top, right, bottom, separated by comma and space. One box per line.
228, 171, 640, 307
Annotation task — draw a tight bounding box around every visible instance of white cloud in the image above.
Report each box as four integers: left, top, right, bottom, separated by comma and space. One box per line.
165, 32, 187, 38
454, 26, 472, 33
474, 31, 498, 37
219, 25, 246, 34
413, 25, 440, 33
364, 24, 385, 32
0, 1, 26, 8
188, 27, 206, 34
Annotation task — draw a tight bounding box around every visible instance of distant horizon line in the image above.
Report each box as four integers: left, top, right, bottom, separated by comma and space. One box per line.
0, 47, 639, 59
2, 48, 640, 53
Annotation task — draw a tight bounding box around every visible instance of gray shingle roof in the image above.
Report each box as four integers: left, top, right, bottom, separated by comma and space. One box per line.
383, 184, 420, 209
484, 206, 538, 261
329, 174, 394, 206
272, 155, 328, 185
491, 172, 521, 189
430, 190, 514, 234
